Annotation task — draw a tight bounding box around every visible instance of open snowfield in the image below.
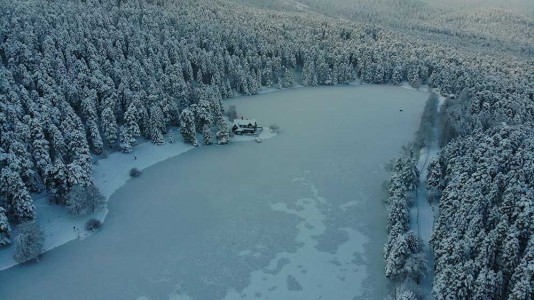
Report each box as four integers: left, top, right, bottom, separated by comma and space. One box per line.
0, 85, 428, 300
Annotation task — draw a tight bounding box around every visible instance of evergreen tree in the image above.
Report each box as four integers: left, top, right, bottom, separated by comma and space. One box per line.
282, 67, 294, 88
5, 141, 41, 192
0, 207, 11, 246
302, 60, 318, 86
87, 119, 104, 154
48, 123, 68, 160
124, 103, 141, 144
66, 129, 92, 187
179, 109, 197, 146
45, 158, 70, 202
29, 118, 52, 178
0, 168, 36, 223
118, 125, 133, 153
101, 107, 118, 147
202, 123, 213, 145
149, 105, 165, 145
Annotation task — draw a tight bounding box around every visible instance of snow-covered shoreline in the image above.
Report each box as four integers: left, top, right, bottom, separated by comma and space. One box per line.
0, 128, 277, 271
0, 81, 422, 271
0, 84, 429, 299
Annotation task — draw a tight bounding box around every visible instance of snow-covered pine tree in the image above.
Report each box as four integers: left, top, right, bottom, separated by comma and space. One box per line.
216, 130, 230, 145
29, 118, 52, 178
179, 109, 197, 146
66, 129, 93, 188
302, 60, 318, 87
100, 107, 118, 148
0, 168, 36, 223
47, 123, 68, 160
118, 125, 133, 153
194, 100, 214, 129
161, 97, 180, 125
501, 229, 521, 278
0, 207, 11, 246
385, 233, 410, 280
14, 119, 31, 145
373, 63, 385, 84
361, 62, 374, 83
124, 102, 142, 144
81, 90, 104, 154
282, 67, 294, 88
45, 158, 70, 202
391, 65, 403, 86
202, 123, 213, 145
87, 119, 104, 154
427, 159, 443, 203
472, 268, 502, 300
385, 231, 426, 282
149, 104, 165, 145
5, 141, 41, 192
215, 109, 229, 145
262, 58, 273, 87
508, 238, 534, 300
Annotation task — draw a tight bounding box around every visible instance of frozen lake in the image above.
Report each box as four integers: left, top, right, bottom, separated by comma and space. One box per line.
0, 85, 427, 300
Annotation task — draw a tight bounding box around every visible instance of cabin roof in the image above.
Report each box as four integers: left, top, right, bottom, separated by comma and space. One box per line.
233, 118, 256, 126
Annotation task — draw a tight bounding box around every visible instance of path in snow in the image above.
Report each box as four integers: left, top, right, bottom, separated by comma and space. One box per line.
413, 140, 438, 298
410, 93, 445, 299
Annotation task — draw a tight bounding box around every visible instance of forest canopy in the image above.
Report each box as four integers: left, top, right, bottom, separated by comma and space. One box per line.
0, 0, 532, 298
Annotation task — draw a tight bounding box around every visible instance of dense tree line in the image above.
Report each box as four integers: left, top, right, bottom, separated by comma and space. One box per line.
427, 125, 533, 299
384, 157, 427, 298
413, 93, 438, 152
239, 0, 534, 57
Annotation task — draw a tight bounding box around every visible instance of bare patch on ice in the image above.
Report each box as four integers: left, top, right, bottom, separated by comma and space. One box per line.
339, 200, 360, 211
223, 178, 369, 300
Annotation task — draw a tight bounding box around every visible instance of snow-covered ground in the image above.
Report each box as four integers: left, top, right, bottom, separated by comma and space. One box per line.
410, 93, 446, 299
413, 141, 438, 298
0, 128, 275, 271
0, 85, 428, 300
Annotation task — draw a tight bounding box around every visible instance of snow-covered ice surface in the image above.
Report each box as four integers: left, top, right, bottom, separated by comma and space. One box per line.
223, 177, 369, 300
0, 129, 273, 271
0, 134, 198, 271
0, 85, 427, 300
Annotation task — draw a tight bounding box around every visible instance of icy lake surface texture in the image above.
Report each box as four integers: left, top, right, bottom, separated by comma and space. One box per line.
0, 85, 427, 300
